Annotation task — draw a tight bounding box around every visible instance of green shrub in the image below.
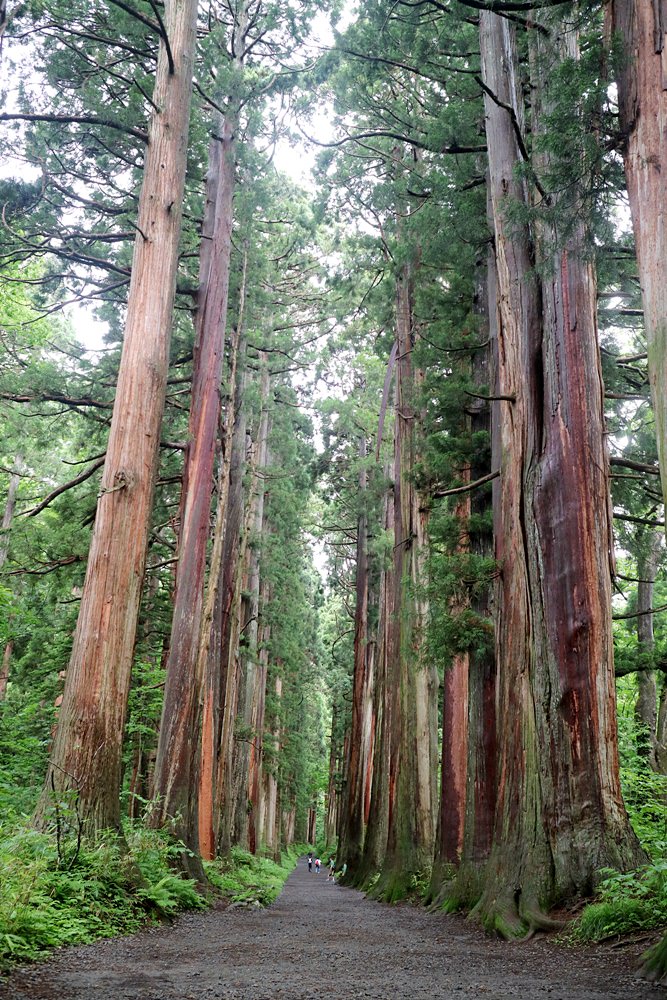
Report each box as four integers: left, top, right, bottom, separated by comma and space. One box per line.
205, 845, 296, 906
0, 824, 204, 971
0, 823, 298, 972
574, 864, 667, 942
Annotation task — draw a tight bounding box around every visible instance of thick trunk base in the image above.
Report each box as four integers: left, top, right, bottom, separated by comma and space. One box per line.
470, 887, 565, 940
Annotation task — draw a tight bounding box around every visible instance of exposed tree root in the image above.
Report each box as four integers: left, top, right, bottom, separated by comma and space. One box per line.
469, 888, 565, 940
425, 862, 457, 910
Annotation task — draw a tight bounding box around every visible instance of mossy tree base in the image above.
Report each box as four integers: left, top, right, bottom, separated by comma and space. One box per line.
641, 932, 667, 984
366, 864, 421, 905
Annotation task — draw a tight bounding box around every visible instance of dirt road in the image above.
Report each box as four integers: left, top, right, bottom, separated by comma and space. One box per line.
2, 861, 664, 999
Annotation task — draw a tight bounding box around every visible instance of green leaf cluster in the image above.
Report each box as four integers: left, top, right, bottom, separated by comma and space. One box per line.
205, 844, 297, 907
573, 863, 667, 942
0, 824, 205, 971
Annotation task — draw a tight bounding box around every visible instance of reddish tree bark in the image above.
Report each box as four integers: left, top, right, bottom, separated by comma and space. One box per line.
36, 0, 198, 835
337, 433, 372, 871
150, 106, 236, 863
475, 10, 644, 935
608, 1, 667, 517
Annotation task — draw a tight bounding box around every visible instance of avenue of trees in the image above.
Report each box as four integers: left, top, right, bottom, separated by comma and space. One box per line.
2, 0, 667, 979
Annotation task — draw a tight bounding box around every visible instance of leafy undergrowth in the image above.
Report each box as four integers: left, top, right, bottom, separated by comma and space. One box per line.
0, 825, 298, 972
571, 861, 667, 943
206, 845, 301, 906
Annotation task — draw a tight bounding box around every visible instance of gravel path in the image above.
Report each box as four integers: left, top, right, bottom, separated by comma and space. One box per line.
2, 861, 665, 999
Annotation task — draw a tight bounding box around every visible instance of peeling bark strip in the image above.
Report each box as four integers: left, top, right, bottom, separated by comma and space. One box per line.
476, 10, 643, 935
36, 0, 199, 836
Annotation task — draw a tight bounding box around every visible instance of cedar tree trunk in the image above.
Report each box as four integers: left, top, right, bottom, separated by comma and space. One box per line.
150, 105, 236, 862
475, 10, 644, 936
375, 257, 437, 899
36, 0, 198, 835
608, 0, 667, 518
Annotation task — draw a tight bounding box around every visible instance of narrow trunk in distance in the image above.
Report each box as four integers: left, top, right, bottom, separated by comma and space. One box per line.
324, 701, 342, 846
635, 530, 662, 765
150, 105, 237, 866
430, 217, 498, 907
215, 378, 249, 857
0, 456, 22, 700
196, 327, 245, 860
232, 359, 271, 850
435, 485, 470, 871
356, 471, 393, 883
337, 434, 372, 871
263, 672, 283, 856
375, 257, 437, 900
442, 236, 497, 909
249, 579, 271, 853
0, 457, 21, 570
36, 0, 198, 834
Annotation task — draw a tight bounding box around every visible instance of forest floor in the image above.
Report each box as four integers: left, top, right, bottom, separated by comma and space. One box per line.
1, 860, 665, 1000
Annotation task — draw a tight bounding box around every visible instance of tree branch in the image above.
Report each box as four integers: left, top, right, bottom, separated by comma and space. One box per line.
475, 76, 551, 203
21, 458, 105, 517
7, 554, 84, 576
0, 391, 111, 410
298, 121, 485, 155
431, 469, 500, 499
609, 457, 660, 476
0, 112, 148, 143
613, 511, 665, 528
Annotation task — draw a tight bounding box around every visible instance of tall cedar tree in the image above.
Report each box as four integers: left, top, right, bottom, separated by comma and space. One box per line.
36, 0, 198, 835
473, 9, 643, 935
608, 1, 667, 523
149, 0, 246, 863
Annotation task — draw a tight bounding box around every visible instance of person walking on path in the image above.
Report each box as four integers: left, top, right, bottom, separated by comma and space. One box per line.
327, 857, 335, 881
307, 851, 313, 873
315, 857, 321, 873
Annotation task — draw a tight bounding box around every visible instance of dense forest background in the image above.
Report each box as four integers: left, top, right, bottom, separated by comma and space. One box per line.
2, 0, 667, 981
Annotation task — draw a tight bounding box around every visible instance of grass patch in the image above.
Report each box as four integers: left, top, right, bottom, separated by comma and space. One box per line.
573, 863, 667, 942
205, 845, 299, 906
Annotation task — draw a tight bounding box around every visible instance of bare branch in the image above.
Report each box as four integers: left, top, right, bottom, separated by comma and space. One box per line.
0, 112, 148, 143
431, 469, 500, 499
21, 458, 105, 518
